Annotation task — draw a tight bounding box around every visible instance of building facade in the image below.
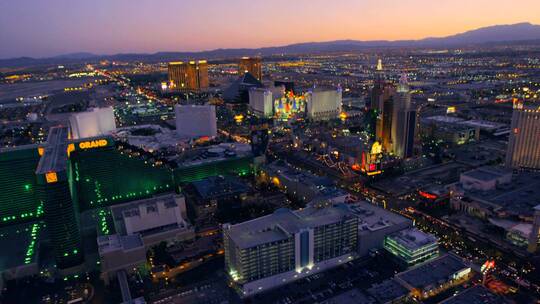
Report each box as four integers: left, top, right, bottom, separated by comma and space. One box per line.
168, 60, 209, 91
35, 126, 84, 271
506, 101, 540, 170
305, 87, 342, 121
69, 107, 116, 140
224, 203, 358, 297
391, 75, 416, 158
175, 105, 217, 138
239, 57, 262, 81
384, 228, 439, 267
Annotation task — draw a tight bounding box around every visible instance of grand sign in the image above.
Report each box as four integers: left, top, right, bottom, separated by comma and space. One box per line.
78, 139, 108, 150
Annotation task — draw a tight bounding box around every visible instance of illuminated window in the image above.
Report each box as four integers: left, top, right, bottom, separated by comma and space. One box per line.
46, 172, 58, 183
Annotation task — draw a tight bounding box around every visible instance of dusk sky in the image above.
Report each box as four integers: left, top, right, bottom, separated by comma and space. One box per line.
1, 0, 540, 59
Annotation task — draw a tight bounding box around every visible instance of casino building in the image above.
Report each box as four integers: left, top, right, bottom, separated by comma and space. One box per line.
0, 125, 255, 277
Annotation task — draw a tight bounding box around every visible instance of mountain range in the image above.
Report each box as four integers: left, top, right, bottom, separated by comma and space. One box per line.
2, 22, 540, 68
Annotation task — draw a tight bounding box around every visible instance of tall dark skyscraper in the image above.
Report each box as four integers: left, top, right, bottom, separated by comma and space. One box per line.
239, 57, 262, 81
391, 74, 416, 158
168, 60, 209, 91
35, 126, 84, 270
371, 59, 396, 151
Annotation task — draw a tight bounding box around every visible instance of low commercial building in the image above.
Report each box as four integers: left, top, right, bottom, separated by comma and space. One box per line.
438, 285, 511, 304
185, 175, 251, 226
111, 194, 195, 247
97, 234, 146, 283
350, 203, 412, 256
384, 228, 439, 267
421, 116, 479, 146
459, 166, 512, 192
263, 162, 339, 202
395, 254, 472, 300
450, 168, 540, 251
366, 279, 410, 304
223, 200, 411, 297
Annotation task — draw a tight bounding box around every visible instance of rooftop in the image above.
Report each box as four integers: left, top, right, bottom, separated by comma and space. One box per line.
396, 254, 469, 289
387, 228, 438, 251
35, 126, 69, 174
467, 171, 540, 217
366, 279, 409, 304
438, 285, 511, 304
225, 202, 356, 249
191, 175, 250, 200
226, 200, 409, 249
97, 234, 143, 255
172, 143, 252, 168
461, 166, 511, 182
326, 288, 375, 304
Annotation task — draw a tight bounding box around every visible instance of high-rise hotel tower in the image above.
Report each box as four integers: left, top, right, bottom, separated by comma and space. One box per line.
168, 60, 209, 91
506, 101, 540, 170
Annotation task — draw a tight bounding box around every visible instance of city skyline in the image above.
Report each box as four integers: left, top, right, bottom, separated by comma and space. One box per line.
2, 0, 540, 59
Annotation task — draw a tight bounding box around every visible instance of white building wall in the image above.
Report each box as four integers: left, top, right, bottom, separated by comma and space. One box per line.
305, 88, 342, 121
249, 89, 274, 118
70, 107, 116, 139
175, 105, 217, 138
124, 201, 186, 235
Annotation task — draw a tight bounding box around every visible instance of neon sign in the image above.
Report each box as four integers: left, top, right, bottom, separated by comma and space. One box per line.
78, 139, 108, 150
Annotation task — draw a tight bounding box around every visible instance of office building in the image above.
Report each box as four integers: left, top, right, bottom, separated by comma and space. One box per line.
384, 228, 439, 267
506, 101, 540, 170
305, 87, 342, 121
224, 202, 359, 297
391, 74, 416, 158
175, 105, 217, 138
69, 107, 116, 139
239, 57, 262, 81
168, 60, 209, 91
35, 126, 84, 270
224, 199, 411, 297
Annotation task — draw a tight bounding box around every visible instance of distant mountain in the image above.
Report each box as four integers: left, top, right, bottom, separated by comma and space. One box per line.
2, 22, 540, 68
421, 22, 540, 45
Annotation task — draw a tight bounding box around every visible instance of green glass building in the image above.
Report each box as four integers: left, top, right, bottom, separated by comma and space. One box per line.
35, 127, 83, 270
70, 139, 172, 210
172, 156, 253, 184
0, 145, 42, 226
